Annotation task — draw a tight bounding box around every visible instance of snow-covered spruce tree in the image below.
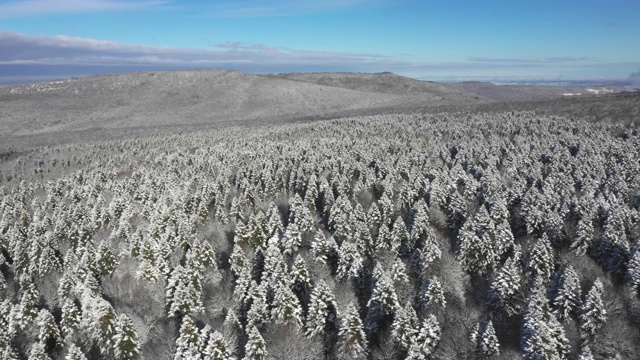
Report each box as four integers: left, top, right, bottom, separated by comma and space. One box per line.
28, 341, 52, 360
520, 283, 570, 359
365, 264, 400, 337
166, 265, 204, 316
418, 277, 446, 310
0, 300, 15, 352
310, 230, 331, 264
15, 274, 39, 330
338, 303, 367, 360
203, 330, 235, 360
291, 254, 310, 295
487, 251, 524, 316
628, 246, 640, 295
80, 293, 118, 357
390, 217, 411, 256
456, 221, 496, 277
527, 234, 555, 284
406, 315, 441, 360
65, 343, 88, 360
243, 325, 267, 360
391, 301, 418, 351
246, 281, 270, 328
306, 280, 338, 339
270, 280, 303, 329
114, 314, 140, 360
551, 265, 581, 323
471, 320, 500, 358
579, 279, 607, 345
336, 240, 364, 281
175, 315, 202, 360
282, 222, 302, 256
96, 241, 118, 276
61, 298, 81, 340
36, 308, 62, 350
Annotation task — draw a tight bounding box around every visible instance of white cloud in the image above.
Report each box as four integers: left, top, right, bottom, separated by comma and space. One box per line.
0, 0, 167, 18
0, 31, 398, 67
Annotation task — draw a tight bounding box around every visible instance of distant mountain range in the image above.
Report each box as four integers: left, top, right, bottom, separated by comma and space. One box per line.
0, 70, 637, 151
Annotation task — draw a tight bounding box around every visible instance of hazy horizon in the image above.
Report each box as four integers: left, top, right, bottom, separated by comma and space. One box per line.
1, 0, 639, 84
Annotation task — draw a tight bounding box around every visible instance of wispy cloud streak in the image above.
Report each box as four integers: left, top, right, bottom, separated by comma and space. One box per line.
204, 0, 392, 18
0, 31, 398, 67
0, 0, 167, 18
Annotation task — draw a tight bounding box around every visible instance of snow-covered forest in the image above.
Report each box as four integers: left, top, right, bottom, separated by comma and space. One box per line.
0, 111, 639, 359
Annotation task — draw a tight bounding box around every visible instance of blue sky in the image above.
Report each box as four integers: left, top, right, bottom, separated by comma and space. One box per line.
0, 0, 639, 83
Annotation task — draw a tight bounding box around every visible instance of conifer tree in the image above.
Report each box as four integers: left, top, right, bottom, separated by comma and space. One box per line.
96, 242, 118, 276
16, 275, 39, 330
0, 300, 15, 351
336, 241, 364, 281
282, 223, 302, 256
419, 278, 446, 310
203, 330, 235, 360
61, 298, 81, 340
626, 246, 640, 295
246, 281, 269, 328
114, 314, 140, 360
175, 316, 202, 360
527, 234, 555, 283
310, 231, 330, 264
520, 284, 570, 359
471, 320, 500, 358
579, 279, 607, 345
391, 302, 418, 351
338, 303, 368, 360
457, 222, 496, 277
552, 265, 581, 322
243, 325, 267, 360
28, 341, 52, 360
270, 281, 303, 329
65, 343, 88, 360
291, 255, 310, 294
406, 315, 441, 359
36, 308, 62, 349
306, 280, 338, 339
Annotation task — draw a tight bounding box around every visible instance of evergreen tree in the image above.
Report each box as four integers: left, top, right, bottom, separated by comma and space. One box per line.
203, 330, 235, 360
471, 320, 500, 358
457, 222, 496, 277
391, 302, 418, 351
291, 255, 310, 294
579, 279, 607, 345
520, 284, 570, 359
61, 298, 81, 340
338, 303, 368, 360
419, 278, 446, 310
243, 325, 267, 360
36, 308, 62, 349
552, 265, 581, 322
28, 341, 52, 360
270, 281, 303, 329
15, 275, 39, 330
310, 231, 330, 264
626, 246, 640, 295
175, 316, 202, 360
306, 280, 338, 339
246, 282, 269, 328
282, 223, 302, 256
0, 300, 15, 351
96, 242, 118, 276
336, 240, 364, 281
114, 314, 140, 360
527, 234, 555, 283
406, 315, 441, 360
65, 343, 88, 360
